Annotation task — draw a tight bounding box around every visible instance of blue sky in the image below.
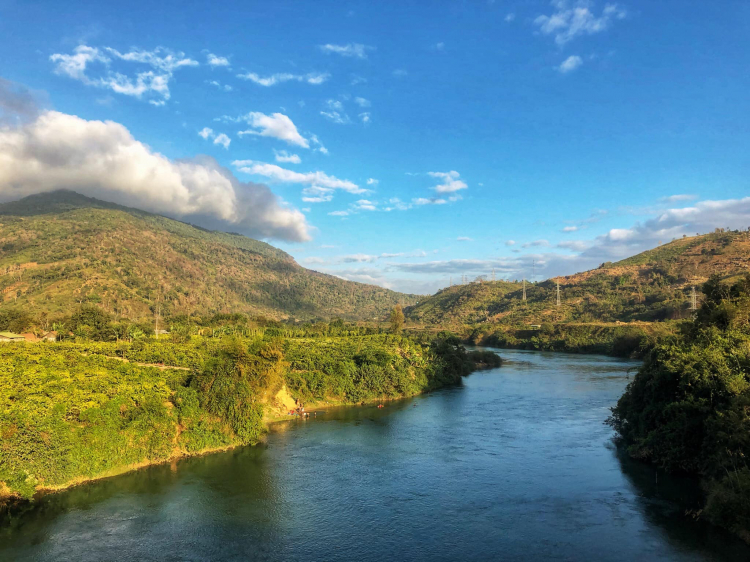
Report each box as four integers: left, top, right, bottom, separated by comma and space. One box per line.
1, 0, 749, 293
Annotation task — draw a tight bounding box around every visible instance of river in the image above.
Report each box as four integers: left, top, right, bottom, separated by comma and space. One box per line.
2, 349, 749, 561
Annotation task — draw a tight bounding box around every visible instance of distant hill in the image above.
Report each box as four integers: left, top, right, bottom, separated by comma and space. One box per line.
406, 230, 750, 325
0, 191, 417, 321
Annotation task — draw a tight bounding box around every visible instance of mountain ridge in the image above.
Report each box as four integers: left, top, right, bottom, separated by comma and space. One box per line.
0, 190, 418, 321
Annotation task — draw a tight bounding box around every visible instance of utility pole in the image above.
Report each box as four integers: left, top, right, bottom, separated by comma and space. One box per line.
155, 303, 161, 338
556, 281, 561, 307
691, 286, 697, 311
522, 278, 526, 301
449, 276, 452, 287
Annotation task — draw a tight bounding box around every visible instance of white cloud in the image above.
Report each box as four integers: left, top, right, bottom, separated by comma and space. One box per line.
274, 149, 301, 164
198, 127, 230, 149
232, 160, 366, 194
231, 112, 309, 148
557, 240, 590, 251
660, 194, 697, 203
318, 43, 373, 59
413, 197, 447, 205
0, 110, 310, 241
534, 1, 627, 46
321, 99, 350, 124
505, 13, 516, 22
236, 72, 329, 86
354, 199, 377, 211
558, 55, 583, 73
393, 69, 408, 77
359, 112, 371, 124
207, 80, 232, 91
301, 186, 334, 203
428, 170, 468, 193
522, 239, 551, 248
213, 133, 231, 149
354, 97, 371, 107
50, 45, 198, 105
207, 53, 230, 67
457, 236, 473, 241
328, 210, 350, 216
562, 225, 579, 232
505, 240, 516, 246
366, 178, 379, 186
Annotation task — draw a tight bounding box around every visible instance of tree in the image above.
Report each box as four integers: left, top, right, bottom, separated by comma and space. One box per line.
390, 305, 405, 334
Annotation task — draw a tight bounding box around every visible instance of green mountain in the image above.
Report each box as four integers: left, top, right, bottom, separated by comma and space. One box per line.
406, 229, 750, 325
0, 191, 417, 321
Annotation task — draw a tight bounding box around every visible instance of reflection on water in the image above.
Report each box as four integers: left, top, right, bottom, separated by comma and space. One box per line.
2, 349, 749, 561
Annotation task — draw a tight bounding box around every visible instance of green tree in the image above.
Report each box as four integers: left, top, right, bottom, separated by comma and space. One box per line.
390, 305, 405, 334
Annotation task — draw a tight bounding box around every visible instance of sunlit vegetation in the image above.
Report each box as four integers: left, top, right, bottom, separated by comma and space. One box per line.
406, 230, 750, 327
0, 317, 483, 501
0, 191, 416, 322
609, 275, 750, 539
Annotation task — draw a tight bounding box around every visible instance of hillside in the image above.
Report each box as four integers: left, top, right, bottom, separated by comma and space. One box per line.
0, 191, 417, 321
407, 230, 750, 325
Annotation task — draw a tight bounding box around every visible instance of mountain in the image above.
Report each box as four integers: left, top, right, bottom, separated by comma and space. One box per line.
0, 191, 417, 321
406, 229, 750, 325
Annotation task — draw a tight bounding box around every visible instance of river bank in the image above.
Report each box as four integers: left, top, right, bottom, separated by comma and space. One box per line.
4, 349, 748, 562
0, 333, 480, 503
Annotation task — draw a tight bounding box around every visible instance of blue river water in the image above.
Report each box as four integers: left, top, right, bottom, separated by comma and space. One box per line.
2, 349, 749, 561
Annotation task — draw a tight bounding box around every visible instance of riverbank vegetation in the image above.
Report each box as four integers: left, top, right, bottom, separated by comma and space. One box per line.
0, 320, 483, 501
609, 275, 750, 540
465, 322, 675, 358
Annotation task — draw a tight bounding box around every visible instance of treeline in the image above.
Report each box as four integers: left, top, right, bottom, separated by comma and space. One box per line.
609, 275, 750, 540
0, 306, 393, 342
0, 331, 486, 501
466, 322, 675, 358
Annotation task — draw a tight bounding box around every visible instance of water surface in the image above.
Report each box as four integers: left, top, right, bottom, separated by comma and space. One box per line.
2, 349, 749, 561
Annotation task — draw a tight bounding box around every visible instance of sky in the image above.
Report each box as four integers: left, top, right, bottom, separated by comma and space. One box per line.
1, 0, 749, 294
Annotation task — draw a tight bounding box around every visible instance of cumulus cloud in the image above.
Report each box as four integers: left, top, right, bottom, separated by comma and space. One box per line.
367, 178, 379, 186
230, 112, 309, 148
232, 160, 366, 194
562, 225, 579, 232
213, 133, 231, 149
413, 197, 447, 206
506, 240, 516, 246
535, 1, 627, 46
206, 53, 230, 67
197, 127, 231, 149
558, 55, 583, 73
0, 110, 311, 241
428, 170, 468, 193
318, 43, 373, 59
457, 236, 473, 241
359, 112, 371, 124
50, 45, 198, 104
274, 149, 301, 164
354, 97, 371, 107
236, 71, 329, 86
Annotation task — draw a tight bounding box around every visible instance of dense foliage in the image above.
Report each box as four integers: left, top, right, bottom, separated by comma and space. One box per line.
467, 322, 674, 358
0, 190, 417, 322
0, 329, 485, 501
609, 275, 750, 539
